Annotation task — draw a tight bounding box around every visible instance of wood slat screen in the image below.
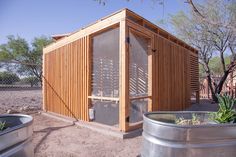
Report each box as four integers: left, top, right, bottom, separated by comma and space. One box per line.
190, 54, 199, 92
153, 35, 191, 111
43, 36, 90, 121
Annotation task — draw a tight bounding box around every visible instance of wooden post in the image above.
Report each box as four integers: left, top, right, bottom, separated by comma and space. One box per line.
196, 91, 200, 104
119, 11, 129, 132
148, 35, 154, 112
231, 73, 233, 96
207, 83, 210, 99
235, 83, 236, 98
42, 51, 46, 111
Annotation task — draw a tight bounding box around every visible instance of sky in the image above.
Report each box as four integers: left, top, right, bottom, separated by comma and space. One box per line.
0, 0, 191, 44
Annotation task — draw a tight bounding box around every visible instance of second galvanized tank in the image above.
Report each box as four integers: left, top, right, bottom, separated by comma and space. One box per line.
141, 111, 236, 157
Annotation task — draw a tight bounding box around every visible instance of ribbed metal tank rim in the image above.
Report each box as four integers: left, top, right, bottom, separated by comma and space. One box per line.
0, 114, 33, 136
143, 111, 236, 128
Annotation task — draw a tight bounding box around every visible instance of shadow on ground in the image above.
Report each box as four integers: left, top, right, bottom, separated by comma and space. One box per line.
187, 99, 218, 112
33, 123, 75, 153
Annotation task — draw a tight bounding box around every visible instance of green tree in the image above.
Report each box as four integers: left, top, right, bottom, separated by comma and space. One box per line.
0, 71, 20, 85
209, 56, 231, 76
200, 56, 231, 77
0, 36, 53, 84
21, 76, 40, 87
171, 0, 236, 102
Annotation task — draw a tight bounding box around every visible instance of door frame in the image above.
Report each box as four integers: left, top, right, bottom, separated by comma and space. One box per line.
126, 24, 154, 131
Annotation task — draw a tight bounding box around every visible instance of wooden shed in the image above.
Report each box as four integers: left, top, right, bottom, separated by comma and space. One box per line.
43, 8, 199, 132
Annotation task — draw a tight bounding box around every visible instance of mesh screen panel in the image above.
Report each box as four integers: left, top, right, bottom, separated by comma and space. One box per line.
91, 28, 120, 98
129, 31, 149, 98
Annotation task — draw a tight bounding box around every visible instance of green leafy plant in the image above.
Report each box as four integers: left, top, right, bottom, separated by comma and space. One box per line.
211, 94, 236, 123
0, 121, 6, 131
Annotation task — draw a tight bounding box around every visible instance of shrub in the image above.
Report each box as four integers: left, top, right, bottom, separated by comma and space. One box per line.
21, 76, 40, 87
0, 121, 6, 131
0, 71, 20, 84
211, 94, 236, 123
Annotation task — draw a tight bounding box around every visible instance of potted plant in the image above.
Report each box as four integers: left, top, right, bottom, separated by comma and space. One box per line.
210, 94, 236, 123
141, 94, 236, 157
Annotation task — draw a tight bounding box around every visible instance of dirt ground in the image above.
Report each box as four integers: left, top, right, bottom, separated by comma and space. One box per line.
0, 89, 141, 156
32, 100, 218, 157
33, 113, 142, 157
0, 89, 218, 157
0, 88, 42, 114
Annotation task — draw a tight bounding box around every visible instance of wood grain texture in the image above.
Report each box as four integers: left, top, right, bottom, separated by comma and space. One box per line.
190, 54, 199, 92
153, 35, 193, 111
43, 36, 90, 121
119, 18, 129, 131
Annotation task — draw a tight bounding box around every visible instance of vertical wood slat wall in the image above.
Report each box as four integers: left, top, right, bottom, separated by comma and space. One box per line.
190, 54, 199, 92
152, 35, 192, 111
44, 36, 90, 121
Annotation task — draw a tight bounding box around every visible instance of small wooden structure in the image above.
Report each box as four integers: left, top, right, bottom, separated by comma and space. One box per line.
43, 9, 199, 132
200, 75, 236, 99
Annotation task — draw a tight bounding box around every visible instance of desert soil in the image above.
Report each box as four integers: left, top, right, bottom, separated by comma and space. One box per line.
0, 89, 142, 157
0, 89, 218, 157
0, 88, 42, 114
33, 113, 142, 157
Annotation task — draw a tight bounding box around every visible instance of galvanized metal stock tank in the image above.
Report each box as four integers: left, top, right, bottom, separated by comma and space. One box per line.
0, 114, 33, 157
141, 111, 236, 157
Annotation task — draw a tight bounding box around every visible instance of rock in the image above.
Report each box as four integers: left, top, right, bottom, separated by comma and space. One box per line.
23, 106, 30, 111
19, 106, 27, 111
19, 107, 24, 112
6, 109, 18, 114
24, 105, 41, 112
